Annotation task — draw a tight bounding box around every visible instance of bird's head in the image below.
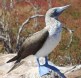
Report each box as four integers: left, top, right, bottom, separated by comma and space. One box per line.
45, 5, 70, 19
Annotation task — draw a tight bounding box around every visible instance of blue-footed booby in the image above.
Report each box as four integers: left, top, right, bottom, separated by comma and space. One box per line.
7, 5, 70, 73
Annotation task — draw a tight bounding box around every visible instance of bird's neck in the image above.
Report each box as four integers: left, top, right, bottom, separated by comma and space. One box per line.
45, 16, 62, 36
45, 16, 58, 27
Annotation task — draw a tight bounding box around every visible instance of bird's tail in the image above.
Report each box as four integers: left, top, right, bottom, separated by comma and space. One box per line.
7, 56, 18, 63
7, 62, 20, 73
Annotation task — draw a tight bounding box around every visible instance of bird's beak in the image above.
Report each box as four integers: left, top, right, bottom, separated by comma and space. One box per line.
56, 5, 70, 15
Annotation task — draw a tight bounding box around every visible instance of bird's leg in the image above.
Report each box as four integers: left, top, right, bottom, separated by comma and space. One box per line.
37, 56, 66, 78
36, 56, 50, 77
44, 56, 48, 65
43, 58, 66, 78
37, 56, 48, 66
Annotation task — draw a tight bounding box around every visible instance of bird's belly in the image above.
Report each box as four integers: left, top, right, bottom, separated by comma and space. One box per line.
35, 33, 61, 57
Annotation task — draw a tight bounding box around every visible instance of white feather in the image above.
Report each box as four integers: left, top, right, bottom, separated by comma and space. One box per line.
36, 17, 62, 57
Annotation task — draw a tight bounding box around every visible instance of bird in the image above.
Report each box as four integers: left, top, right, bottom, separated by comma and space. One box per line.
7, 5, 70, 73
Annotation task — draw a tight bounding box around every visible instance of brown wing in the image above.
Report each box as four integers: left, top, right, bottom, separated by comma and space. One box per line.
7, 29, 49, 73
7, 29, 49, 63
17, 29, 49, 59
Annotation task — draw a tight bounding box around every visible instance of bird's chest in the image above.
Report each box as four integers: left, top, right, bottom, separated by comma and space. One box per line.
36, 32, 61, 57
45, 32, 61, 51
36, 20, 62, 57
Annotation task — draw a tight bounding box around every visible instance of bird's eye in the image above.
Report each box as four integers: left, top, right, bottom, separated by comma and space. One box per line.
54, 9, 57, 16
54, 9, 57, 12
50, 9, 57, 17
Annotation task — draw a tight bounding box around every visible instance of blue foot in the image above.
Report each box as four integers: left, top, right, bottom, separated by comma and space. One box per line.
37, 57, 66, 78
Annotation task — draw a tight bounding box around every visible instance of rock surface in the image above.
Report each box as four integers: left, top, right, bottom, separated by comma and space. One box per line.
0, 54, 56, 78
0, 54, 81, 78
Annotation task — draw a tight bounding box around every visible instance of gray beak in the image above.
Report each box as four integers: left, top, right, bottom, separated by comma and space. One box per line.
58, 5, 70, 11
55, 5, 70, 16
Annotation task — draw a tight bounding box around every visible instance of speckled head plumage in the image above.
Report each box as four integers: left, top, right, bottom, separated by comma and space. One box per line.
45, 5, 70, 18
45, 5, 70, 31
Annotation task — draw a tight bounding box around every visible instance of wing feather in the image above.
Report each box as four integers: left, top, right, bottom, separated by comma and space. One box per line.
18, 29, 49, 59
7, 29, 49, 63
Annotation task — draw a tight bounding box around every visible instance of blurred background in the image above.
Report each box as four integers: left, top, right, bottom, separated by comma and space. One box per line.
0, 0, 81, 66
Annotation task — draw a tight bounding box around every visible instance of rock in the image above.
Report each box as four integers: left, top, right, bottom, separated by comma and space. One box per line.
0, 54, 81, 78
0, 54, 56, 78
